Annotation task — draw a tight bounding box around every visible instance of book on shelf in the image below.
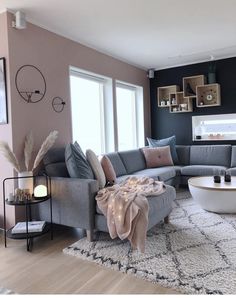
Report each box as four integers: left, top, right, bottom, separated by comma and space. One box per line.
11, 221, 46, 234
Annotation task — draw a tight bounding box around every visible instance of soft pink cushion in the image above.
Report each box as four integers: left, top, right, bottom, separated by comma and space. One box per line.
100, 155, 116, 184
142, 146, 174, 168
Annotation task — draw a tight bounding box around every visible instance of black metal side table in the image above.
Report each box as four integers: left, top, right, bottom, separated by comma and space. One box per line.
3, 175, 53, 251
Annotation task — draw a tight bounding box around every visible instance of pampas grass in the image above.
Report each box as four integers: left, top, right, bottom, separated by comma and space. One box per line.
0, 130, 58, 173
0, 141, 21, 173
32, 130, 58, 171
24, 131, 34, 171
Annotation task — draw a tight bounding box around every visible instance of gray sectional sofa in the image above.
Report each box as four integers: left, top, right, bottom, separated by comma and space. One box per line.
36, 144, 236, 240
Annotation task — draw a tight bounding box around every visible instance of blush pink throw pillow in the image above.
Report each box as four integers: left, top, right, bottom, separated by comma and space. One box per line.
142, 146, 174, 168
100, 155, 116, 184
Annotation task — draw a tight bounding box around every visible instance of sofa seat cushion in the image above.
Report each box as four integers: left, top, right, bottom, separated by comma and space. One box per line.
131, 167, 176, 182
181, 165, 227, 176
96, 184, 176, 216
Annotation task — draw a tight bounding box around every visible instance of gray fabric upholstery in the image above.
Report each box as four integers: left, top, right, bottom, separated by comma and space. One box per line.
37, 177, 99, 229
190, 145, 231, 167
181, 165, 227, 176
43, 147, 69, 177
176, 145, 190, 165
133, 167, 176, 181
231, 146, 236, 167
106, 152, 127, 176
147, 136, 179, 164
118, 149, 146, 174
65, 142, 94, 179
95, 185, 176, 231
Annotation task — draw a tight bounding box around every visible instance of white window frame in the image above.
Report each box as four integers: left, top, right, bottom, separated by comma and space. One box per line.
69, 66, 114, 154
115, 81, 144, 151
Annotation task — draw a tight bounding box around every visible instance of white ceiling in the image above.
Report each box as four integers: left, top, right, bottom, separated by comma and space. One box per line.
1, 0, 236, 70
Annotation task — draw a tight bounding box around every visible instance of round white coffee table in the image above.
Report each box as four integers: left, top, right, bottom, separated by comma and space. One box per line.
188, 176, 236, 213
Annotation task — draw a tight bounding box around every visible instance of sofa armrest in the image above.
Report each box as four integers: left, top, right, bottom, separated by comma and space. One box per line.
36, 177, 99, 230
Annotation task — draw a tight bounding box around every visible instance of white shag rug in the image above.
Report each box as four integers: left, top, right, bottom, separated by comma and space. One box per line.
63, 189, 236, 294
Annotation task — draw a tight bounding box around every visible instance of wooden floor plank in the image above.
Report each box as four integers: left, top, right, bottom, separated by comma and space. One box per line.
0, 226, 179, 294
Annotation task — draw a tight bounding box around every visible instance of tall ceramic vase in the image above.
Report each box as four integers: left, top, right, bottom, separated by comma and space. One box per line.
18, 171, 34, 195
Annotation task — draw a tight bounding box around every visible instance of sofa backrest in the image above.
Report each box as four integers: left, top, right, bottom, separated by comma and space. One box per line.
118, 149, 146, 174
106, 152, 127, 177
175, 145, 190, 165
43, 147, 69, 177
190, 145, 232, 167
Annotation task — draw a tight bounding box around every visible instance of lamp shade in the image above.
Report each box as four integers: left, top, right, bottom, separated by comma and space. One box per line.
34, 185, 47, 198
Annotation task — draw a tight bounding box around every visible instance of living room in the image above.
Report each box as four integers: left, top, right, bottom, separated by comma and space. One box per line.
1, 0, 236, 295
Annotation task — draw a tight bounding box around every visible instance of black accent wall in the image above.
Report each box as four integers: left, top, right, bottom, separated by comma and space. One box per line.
150, 57, 236, 145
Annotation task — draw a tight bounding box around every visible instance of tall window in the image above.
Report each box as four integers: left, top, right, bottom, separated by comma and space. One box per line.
70, 67, 144, 154
116, 82, 144, 151
70, 71, 107, 154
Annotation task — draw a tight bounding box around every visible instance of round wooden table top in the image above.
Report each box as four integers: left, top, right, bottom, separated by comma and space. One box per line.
188, 176, 236, 191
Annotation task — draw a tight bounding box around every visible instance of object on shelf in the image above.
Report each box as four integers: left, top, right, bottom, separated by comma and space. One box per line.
169, 92, 193, 113
183, 75, 205, 98
208, 62, 217, 84
12, 221, 46, 234
34, 185, 47, 198
185, 83, 196, 96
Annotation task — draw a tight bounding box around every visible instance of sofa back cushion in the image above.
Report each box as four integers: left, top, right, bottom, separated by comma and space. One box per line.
86, 149, 106, 189
100, 155, 116, 184
106, 152, 127, 177
190, 145, 231, 167
43, 147, 69, 177
176, 145, 190, 165
142, 146, 174, 168
119, 149, 146, 174
231, 146, 236, 167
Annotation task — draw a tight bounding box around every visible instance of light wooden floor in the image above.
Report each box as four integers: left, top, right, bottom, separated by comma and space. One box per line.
0, 226, 179, 294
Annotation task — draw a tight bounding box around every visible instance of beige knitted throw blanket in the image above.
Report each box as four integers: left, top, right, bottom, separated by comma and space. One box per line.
96, 176, 166, 252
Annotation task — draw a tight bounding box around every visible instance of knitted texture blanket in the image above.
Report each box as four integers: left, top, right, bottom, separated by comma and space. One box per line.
96, 176, 165, 252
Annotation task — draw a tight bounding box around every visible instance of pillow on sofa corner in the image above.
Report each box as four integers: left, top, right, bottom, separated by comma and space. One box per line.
147, 135, 179, 164
100, 155, 116, 184
86, 149, 106, 189
65, 142, 94, 179
142, 146, 174, 168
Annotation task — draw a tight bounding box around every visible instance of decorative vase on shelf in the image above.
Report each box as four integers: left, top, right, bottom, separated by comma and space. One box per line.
208, 72, 216, 84
18, 171, 34, 195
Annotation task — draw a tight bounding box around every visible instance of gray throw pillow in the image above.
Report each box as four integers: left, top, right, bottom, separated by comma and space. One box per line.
65, 142, 94, 179
147, 135, 179, 164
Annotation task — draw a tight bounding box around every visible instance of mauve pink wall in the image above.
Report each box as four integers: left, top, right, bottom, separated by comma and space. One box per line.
0, 12, 15, 228
6, 12, 150, 164
2, 11, 150, 225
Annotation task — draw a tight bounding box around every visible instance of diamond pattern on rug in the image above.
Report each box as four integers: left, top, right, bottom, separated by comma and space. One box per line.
63, 189, 236, 294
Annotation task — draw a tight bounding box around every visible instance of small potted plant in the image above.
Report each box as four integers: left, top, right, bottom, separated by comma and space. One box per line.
208, 62, 216, 84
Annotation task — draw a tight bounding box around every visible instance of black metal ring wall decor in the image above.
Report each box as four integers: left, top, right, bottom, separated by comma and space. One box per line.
15, 65, 46, 103
52, 97, 66, 113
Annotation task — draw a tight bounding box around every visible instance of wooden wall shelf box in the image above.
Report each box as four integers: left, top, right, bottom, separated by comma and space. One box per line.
196, 83, 221, 107
157, 85, 180, 107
